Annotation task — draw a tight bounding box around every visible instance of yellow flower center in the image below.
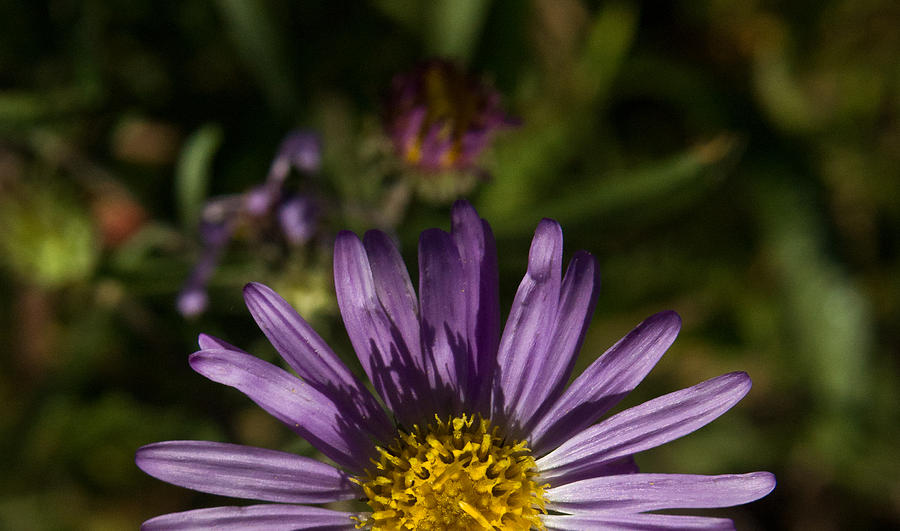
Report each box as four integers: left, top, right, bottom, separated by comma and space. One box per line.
357, 414, 546, 530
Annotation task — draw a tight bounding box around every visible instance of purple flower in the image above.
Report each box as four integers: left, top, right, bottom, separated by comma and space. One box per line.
386, 60, 518, 173
268, 131, 322, 183
142, 200, 775, 529
176, 130, 323, 317
176, 217, 235, 318
277, 195, 318, 246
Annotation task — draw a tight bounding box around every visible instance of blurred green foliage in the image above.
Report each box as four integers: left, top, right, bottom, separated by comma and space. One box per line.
1, 1, 898, 529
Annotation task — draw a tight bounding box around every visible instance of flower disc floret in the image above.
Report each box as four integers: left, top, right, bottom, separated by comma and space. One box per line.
358, 414, 546, 530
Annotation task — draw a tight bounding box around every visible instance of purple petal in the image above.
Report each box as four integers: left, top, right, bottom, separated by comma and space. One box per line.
177, 221, 233, 318
189, 349, 375, 472
519, 250, 600, 430
492, 219, 563, 432
545, 472, 776, 513
418, 228, 469, 414
542, 513, 735, 530
242, 282, 393, 443
267, 130, 322, 183
418, 122, 453, 169
529, 311, 682, 455
198, 216, 236, 247
362, 230, 421, 379
278, 196, 318, 246
284, 132, 322, 174
141, 504, 356, 531
538, 372, 752, 484
197, 333, 247, 353
548, 455, 639, 486
450, 200, 500, 413
457, 129, 490, 165
243, 185, 276, 216
334, 231, 433, 424
135, 441, 359, 503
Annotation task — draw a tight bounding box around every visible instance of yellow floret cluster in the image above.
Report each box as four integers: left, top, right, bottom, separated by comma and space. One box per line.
356, 414, 546, 530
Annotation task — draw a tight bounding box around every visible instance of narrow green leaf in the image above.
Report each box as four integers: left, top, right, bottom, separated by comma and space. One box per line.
175, 124, 223, 230
753, 174, 871, 411
484, 135, 737, 236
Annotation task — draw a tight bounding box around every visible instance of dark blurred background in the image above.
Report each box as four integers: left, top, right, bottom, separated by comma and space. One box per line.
1, 1, 898, 529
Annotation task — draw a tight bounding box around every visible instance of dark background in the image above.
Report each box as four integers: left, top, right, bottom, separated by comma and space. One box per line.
1, 1, 898, 529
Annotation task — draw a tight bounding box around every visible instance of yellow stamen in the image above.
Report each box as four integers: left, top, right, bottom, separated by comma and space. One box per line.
458, 500, 493, 529
357, 413, 546, 530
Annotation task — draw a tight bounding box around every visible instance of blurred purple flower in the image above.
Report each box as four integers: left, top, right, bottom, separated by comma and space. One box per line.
269, 131, 322, 181
386, 60, 518, 173
177, 130, 322, 318
243, 185, 275, 217
175, 216, 235, 317
175, 288, 207, 318
142, 200, 775, 529
277, 195, 318, 246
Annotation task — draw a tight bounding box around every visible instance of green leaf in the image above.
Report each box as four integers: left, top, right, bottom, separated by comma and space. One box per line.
484, 135, 737, 236
574, 0, 639, 105
175, 124, 223, 230
753, 173, 872, 411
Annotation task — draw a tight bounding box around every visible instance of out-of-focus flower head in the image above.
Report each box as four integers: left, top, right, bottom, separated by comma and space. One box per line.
176, 130, 322, 318
385, 60, 518, 174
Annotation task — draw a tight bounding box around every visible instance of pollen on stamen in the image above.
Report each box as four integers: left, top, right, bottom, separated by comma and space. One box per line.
355, 413, 547, 530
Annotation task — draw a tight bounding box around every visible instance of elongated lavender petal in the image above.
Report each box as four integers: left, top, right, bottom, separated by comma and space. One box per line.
135, 441, 359, 503
542, 513, 735, 530
363, 229, 451, 422
334, 231, 432, 424
519, 250, 600, 428
492, 219, 563, 431
538, 372, 752, 484
549, 455, 638, 486
141, 504, 356, 531
197, 333, 247, 353
450, 200, 500, 413
418, 228, 469, 414
529, 311, 681, 455
242, 282, 392, 442
545, 472, 776, 513
189, 349, 375, 473
362, 230, 422, 378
